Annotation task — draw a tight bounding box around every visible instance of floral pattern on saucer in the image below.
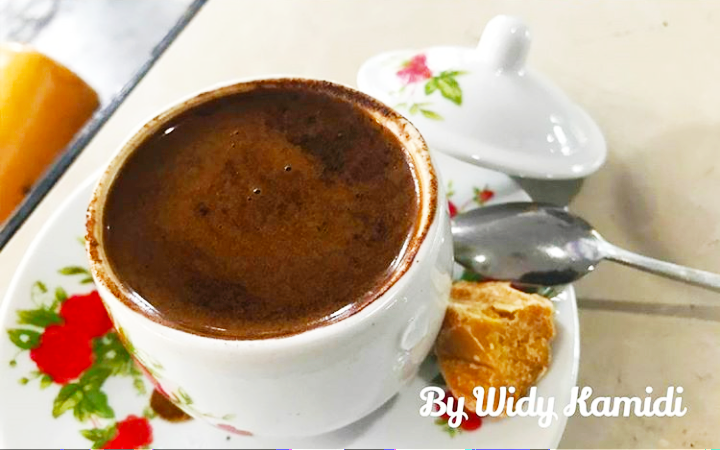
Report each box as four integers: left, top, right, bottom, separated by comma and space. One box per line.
4, 232, 247, 447
0, 162, 578, 448
5, 262, 155, 449
446, 180, 494, 218
3, 182, 499, 446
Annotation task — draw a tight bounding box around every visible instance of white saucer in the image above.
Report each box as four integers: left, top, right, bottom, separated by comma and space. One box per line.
0, 151, 578, 448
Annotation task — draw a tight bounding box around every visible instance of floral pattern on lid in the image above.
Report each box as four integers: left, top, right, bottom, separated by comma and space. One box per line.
393, 53, 467, 120
357, 15, 607, 179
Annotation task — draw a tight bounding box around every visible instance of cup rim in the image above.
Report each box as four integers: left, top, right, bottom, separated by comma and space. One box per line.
86, 76, 440, 346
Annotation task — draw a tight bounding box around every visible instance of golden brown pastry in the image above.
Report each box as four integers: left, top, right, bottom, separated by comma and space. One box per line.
435, 281, 555, 413
0, 43, 99, 223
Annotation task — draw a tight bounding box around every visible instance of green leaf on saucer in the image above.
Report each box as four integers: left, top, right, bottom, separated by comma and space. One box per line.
16, 308, 62, 328
133, 376, 146, 396
79, 367, 112, 392
54, 287, 68, 303
93, 333, 133, 376
7, 329, 41, 350
75, 389, 114, 421
30, 281, 48, 304
143, 406, 157, 419
459, 269, 485, 282
81, 424, 117, 449
58, 266, 90, 276
81, 428, 105, 441
40, 374, 53, 389
32, 281, 48, 294
53, 383, 83, 418
526, 285, 563, 299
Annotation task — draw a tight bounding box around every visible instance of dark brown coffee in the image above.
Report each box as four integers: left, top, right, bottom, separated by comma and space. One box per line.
103, 82, 420, 339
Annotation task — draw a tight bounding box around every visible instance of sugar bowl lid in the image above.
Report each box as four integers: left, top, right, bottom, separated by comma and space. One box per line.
357, 15, 606, 179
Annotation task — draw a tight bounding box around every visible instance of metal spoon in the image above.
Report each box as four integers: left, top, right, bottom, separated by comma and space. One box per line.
452, 202, 720, 291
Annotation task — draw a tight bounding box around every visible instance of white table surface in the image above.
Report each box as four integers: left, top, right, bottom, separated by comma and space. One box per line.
2, 0, 719, 447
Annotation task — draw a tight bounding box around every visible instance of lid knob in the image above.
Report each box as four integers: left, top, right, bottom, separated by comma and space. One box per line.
476, 15, 531, 72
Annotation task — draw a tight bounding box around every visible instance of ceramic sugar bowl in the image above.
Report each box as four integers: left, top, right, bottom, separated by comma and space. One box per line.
358, 15, 607, 179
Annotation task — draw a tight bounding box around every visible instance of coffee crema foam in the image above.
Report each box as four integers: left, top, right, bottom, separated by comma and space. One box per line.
103, 84, 420, 339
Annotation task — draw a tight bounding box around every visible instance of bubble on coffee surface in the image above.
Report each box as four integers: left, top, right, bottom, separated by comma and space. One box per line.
195, 202, 211, 217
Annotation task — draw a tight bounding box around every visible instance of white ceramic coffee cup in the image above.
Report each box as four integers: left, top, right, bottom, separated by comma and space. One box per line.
86, 77, 453, 437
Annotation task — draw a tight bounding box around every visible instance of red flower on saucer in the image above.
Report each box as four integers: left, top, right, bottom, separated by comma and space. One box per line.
8, 271, 158, 447
60, 291, 113, 339
397, 53, 432, 84
102, 415, 153, 450
433, 389, 483, 434
446, 184, 494, 218
476, 187, 494, 204
30, 324, 93, 384
448, 201, 458, 218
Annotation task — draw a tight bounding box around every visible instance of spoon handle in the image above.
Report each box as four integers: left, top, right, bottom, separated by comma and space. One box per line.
603, 243, 720, 292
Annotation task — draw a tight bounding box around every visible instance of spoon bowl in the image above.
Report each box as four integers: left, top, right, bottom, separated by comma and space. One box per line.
452, 202, 720, 292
